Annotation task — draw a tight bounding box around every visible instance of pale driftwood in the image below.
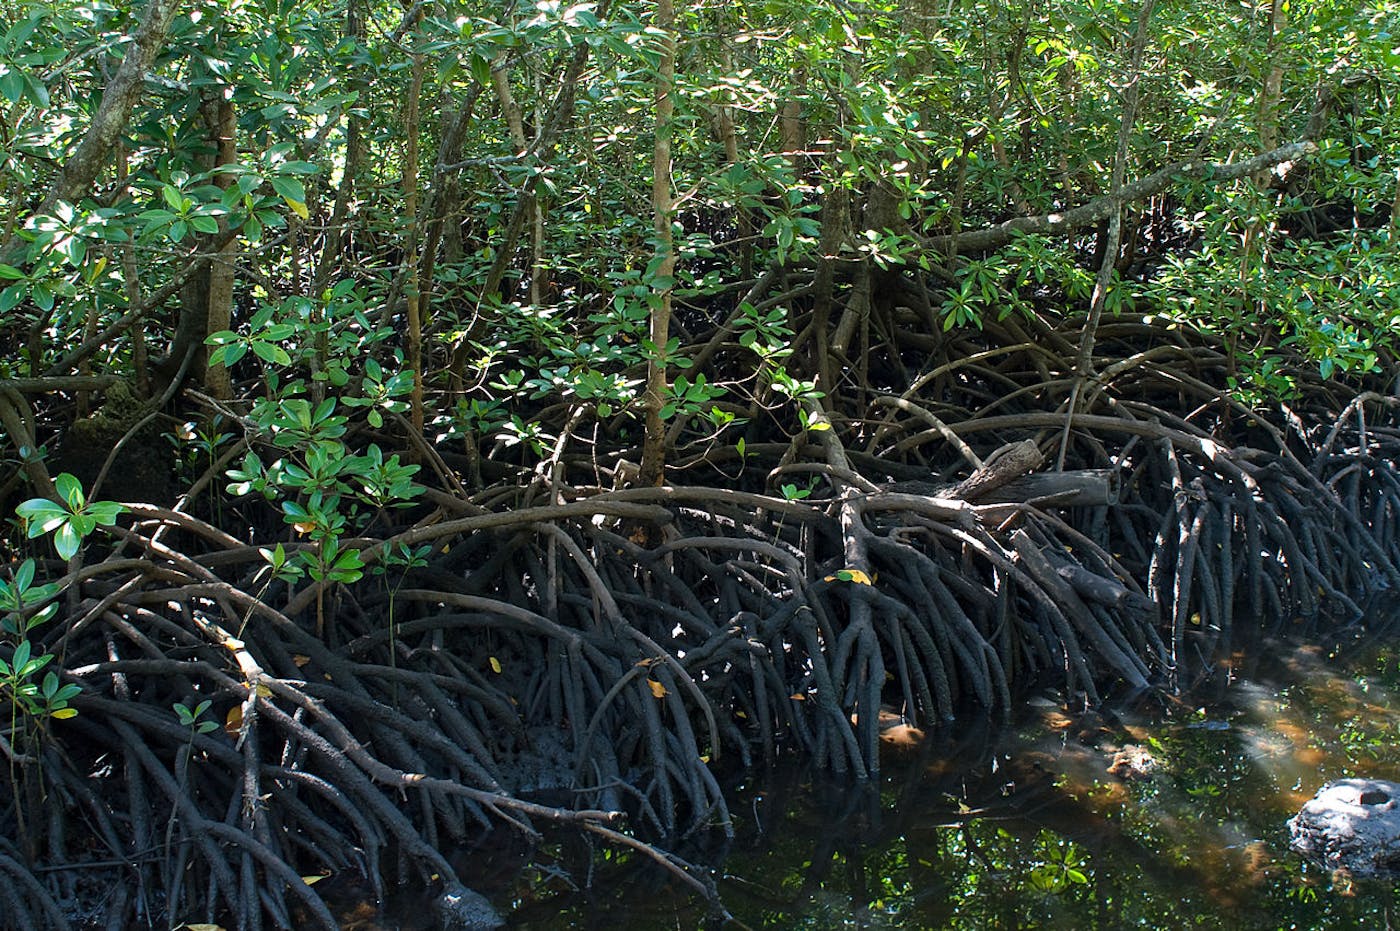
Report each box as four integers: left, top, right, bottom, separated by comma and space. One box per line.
978, 469, 1119, 507
1056, 564, 1153, 612
950, 439, 1044, 501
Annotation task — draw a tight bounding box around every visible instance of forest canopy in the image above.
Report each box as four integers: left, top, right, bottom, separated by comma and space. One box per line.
2, 0, 1400, 926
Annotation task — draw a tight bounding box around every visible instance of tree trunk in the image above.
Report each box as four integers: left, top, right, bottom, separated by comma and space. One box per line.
204, 90, 238, 401
403, 15, 426, 438
3, 0, 179, 262
638, 0, 677, 488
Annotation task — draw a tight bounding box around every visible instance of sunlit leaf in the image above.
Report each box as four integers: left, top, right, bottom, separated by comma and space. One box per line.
823, 568, 873, 585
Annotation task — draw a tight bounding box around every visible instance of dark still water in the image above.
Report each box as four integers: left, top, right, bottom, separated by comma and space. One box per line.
399, 631, 1400, 930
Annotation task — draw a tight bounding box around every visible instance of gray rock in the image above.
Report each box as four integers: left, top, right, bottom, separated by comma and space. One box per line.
1288, 778, 1400, 877
435, 884, 504, 930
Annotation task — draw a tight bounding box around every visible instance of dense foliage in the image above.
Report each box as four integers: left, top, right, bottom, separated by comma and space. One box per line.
2, 0, 1400, 926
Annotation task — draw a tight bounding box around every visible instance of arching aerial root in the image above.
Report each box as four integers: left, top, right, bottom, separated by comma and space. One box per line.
5, 390, 1400, 928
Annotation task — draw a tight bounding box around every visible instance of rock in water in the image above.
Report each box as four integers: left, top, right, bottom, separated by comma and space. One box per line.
1288, 778, 1400, 877
435, 885, 504, 930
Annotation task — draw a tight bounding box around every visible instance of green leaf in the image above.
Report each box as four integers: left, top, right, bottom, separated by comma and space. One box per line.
31, 283, 54, 312
54, 472, 84, 509
53, 522, 81, 559
87, 501, 127, 526
0, 285, 22, 313
271, 177, 308, 218
14, 559, 35, 592
0, 69, 23, 105
17, 499, 67, 534
251, 341, 292, 365
0, 264, 25, 280
469, 53, 493, 87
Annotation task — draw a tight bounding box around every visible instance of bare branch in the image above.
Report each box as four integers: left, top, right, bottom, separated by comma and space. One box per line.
925, 140, 1317, 256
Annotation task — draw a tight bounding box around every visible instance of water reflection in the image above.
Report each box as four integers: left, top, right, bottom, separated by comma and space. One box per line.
386, 634, 1400, 929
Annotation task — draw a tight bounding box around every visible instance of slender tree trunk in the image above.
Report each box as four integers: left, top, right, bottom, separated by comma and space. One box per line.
403, 16, 426, 438
780, 74, 804, 163
490, 55, 546, 306
204, 90, 238, 400
714, 37, 753, 278
1241, 0, 1286, 262
313, 0, 366, 293
114, 142, 149, 397
1062, 0, 1154, 468
638, 0, 677, 488
1073, 0, 1154, 378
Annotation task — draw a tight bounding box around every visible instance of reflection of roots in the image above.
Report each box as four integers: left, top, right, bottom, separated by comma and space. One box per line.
8, 348, 1400, 927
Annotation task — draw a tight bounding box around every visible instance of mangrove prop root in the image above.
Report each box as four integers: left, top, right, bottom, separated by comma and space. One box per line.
5, 327, 1400, 926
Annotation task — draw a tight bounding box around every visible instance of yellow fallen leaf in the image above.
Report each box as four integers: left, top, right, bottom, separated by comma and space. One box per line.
225, 705, 243, 738
292, 521, 316, 535
823, 568, 873, 585
255, 683, 272, 698
489, 656, 502, 674
647, 679, 667, 699
293, 654, 310, 668
301, 874, 328, 886
790, 693, 806, 701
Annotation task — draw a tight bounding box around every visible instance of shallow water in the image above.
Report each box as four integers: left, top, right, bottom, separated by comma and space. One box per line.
387, 629, 1400, 930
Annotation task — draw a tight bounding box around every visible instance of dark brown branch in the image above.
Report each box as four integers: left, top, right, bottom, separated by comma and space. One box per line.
2, 0, 179, 262
924, 141, 1317, 255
